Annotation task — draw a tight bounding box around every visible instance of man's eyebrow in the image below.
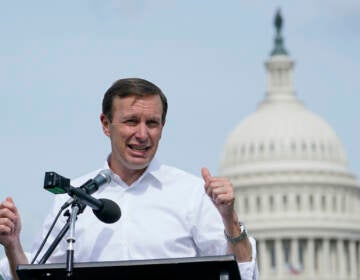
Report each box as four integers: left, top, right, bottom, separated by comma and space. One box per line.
148, 116, 161, 121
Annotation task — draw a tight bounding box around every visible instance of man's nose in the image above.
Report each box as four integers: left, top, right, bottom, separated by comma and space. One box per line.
135, 123, 148, 140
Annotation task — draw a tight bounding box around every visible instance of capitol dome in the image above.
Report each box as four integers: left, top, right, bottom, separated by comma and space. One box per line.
220, 15, 354, 185
220, 10, 360, 280
222, 97, 347, 166
222, 94, 348, 164
220, 60, 349, 176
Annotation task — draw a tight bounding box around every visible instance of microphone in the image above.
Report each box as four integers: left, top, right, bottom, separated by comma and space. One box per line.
79, 169, 112, 195
44, 170, 121, 223
68, 185, 121, 223
60, 169, 112, 210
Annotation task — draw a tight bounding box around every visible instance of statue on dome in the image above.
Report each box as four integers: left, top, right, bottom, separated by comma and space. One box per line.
271, 8, 288, 56
274, 9, 283, 35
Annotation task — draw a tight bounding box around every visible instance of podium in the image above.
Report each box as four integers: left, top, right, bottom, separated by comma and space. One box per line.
17, 255, 241, 280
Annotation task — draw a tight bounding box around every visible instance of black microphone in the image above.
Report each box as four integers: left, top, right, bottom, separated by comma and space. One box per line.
44, 170, 121, 224
68, 185, 121, 223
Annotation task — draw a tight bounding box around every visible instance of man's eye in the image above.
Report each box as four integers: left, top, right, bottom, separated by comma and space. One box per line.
147, 120, 160, 128
125, 119, 138, 125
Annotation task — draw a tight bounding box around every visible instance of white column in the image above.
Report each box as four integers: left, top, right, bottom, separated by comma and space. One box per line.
249, 194, 255, 216
349, 240, 357, 279
337, 239, 346, 278
336, 195, 341, 215
302, 193, 309, 214
290, 238, 299, 271
322, 238, 330, 277
275, 193, 282, 213
264, 193, 270, 216
330, 239, 336, 275
288, 192, 295, 213
275, 238, 284, 276
239, 195, 246, 215
259, 239, 269, 276
306, 238, 315, 277
314, 192, 321, 213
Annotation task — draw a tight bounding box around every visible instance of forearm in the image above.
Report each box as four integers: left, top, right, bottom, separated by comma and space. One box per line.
226, 236, 252, 263
201, 170, 253, 262
222, 212, 252, 262
5, 241, 28, 280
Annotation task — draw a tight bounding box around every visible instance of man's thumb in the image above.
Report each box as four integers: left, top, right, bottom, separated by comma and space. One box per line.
201, 167, 212, 183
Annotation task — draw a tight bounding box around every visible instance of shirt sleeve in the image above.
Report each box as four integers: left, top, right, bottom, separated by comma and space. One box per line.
0, 255, 11, 280
0, 252, 32, 280
238, 236, 259, 280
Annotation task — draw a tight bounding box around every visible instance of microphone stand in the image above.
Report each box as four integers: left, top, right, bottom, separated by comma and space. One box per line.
38, 214, 70, 264
66, 203, 80, 278
38, 200, 86, 277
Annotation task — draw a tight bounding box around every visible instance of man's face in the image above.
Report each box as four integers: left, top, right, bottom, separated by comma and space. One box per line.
101, 95, 164, 174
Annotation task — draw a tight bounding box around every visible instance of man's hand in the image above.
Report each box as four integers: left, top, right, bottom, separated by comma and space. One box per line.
201, 167, 236, 219
0, 197, 28, 280
201, 168, 252, 263
0, 197, 22, 249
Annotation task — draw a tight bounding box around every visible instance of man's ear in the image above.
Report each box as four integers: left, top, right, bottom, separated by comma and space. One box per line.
100, 113, 111, 137
159, 120, 166, 138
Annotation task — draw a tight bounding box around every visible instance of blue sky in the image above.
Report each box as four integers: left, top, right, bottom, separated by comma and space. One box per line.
1, 1, 359, 258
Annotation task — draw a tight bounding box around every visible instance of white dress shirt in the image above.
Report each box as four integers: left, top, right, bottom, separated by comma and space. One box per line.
0, 159, 258, 280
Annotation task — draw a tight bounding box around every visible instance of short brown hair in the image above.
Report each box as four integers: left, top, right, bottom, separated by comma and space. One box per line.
102, 78, 168, 123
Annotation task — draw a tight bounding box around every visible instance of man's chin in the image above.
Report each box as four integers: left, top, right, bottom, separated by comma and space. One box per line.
127, 159, 152, 170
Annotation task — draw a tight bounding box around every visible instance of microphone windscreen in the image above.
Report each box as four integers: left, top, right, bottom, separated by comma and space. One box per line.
93, 198, 121, 224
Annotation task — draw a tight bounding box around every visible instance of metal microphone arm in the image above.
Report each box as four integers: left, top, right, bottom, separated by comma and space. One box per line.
38, 215, 70, 264
38, 200, 86, 265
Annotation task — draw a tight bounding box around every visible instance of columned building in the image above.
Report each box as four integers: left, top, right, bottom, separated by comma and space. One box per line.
220, 10, 360, 280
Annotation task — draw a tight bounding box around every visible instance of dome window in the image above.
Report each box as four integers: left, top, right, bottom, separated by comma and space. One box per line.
249, 144, 255, 155
269, 195, 275, 212
259, 143, 264, 154
309, 195, 314, 210
321, 195, 326, 211
256, 196, 262, 212
282, 194, 288, 210
241, 145, 245, 156
302, 142, 307, 151
296, 194, 301, 211
244, 196, 249, 213
332, 195, 337, 212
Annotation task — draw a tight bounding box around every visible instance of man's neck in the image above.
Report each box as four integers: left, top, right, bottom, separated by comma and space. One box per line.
108, 159, 148, 186
121, 169, 146, 186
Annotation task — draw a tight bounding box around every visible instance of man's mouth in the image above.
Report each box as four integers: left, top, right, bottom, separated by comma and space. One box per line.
128, 145, 150, 151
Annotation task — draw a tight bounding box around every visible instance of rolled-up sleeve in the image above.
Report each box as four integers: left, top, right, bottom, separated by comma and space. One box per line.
0, 256, 11, 280
238, 236, 259, 280
0, 252, 32, 280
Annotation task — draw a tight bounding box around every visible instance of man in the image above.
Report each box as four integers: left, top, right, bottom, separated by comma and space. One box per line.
0, 78, 258, 279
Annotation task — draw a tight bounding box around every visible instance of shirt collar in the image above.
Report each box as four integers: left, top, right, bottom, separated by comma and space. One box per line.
102, 155, 163, 189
